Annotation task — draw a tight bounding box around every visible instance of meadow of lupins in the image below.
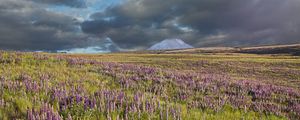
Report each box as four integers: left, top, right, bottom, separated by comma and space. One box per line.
0, 51, 300, 119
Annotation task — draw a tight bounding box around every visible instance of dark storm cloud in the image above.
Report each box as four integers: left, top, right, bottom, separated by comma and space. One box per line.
31, 0, 87, 8
1, 0, 299, 51
0, 0, 87, 51
82, 0, 300, 49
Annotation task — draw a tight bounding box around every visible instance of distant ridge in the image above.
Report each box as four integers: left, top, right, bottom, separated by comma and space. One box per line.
150, 44, 300, 55
122, 43, 300, 56
148, 39, 193, 50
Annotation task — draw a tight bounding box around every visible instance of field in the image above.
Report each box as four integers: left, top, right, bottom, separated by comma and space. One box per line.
0, 51, 300, 120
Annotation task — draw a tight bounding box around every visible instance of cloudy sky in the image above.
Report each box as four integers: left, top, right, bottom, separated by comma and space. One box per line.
0, 0, 299, 52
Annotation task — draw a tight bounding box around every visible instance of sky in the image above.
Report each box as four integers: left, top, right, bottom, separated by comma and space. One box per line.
0, 0, 299, 53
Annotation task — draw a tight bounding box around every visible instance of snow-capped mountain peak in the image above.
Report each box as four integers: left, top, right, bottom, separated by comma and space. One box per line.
148, 38, 193, 50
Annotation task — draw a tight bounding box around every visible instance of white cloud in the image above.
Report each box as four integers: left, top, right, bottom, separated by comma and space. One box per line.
57, 46, 110, 53
57, 37, 120, 53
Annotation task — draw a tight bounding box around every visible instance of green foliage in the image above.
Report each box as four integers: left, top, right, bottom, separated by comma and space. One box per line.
14, 97, 32, 115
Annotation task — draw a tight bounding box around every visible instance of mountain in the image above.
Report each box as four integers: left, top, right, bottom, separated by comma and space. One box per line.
148, 39, 193, 50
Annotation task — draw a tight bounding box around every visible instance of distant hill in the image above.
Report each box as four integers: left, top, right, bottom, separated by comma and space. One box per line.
238, 44, 300, 55
123, 44, 300, 56
148, 39, 193, 50
163, 44, 300, 55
